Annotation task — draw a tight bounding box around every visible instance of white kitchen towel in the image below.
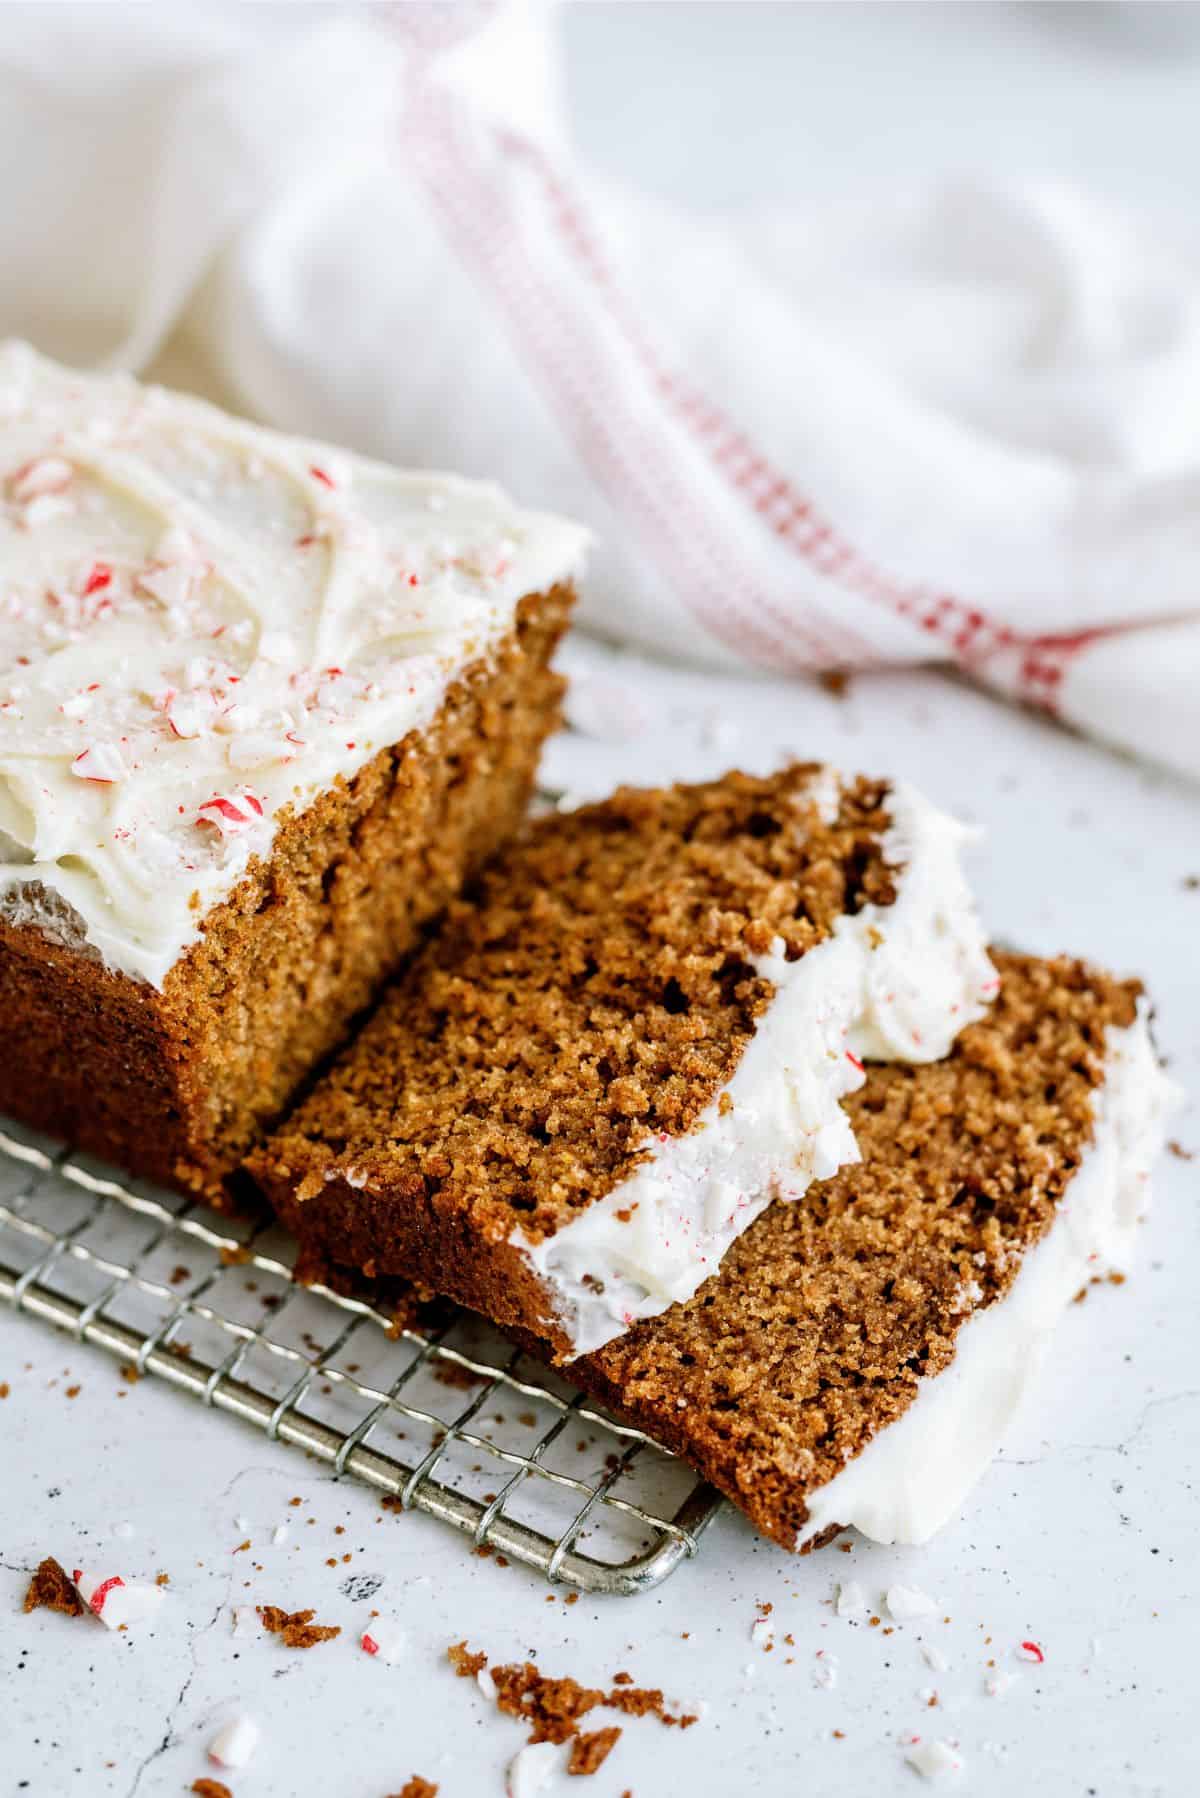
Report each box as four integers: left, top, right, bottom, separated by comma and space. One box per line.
1, 1, 1197, 780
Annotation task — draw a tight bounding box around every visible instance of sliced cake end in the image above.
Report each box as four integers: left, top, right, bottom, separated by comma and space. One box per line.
559, 951, 1175, 1549
254, 764, 996, 1356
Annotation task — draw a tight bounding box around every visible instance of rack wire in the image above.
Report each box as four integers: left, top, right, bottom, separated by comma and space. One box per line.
0, 1120, 722, 1594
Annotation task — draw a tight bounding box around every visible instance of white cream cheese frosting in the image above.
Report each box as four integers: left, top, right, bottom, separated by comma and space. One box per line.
0, 341, 588, 986
515, 779, 999, 1357
795, 1003, 1176, 1549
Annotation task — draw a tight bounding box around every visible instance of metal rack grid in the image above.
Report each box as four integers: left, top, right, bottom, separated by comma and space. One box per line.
0, 1121, 723, 1594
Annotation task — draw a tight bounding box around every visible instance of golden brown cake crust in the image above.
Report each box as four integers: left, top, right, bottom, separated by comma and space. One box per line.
561, 951, 1140, 1547
0, 586, 572, 1204
253, 768, 897, 1351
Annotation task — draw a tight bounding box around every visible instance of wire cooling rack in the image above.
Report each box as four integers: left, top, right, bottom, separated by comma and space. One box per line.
0, 1120, 722, 1594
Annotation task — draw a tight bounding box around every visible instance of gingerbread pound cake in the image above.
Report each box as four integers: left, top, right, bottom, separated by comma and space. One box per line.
560, 953, 1175, 1550
0, 341, 587, 1203
255, 765, 997, 1358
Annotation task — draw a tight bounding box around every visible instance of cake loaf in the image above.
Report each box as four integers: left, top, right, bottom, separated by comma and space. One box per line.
254, 765, 997, 1357
558, 952, 1174, 1550
0, 342, 587, 1203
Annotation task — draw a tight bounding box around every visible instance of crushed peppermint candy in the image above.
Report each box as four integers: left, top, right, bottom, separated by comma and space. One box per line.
886, 1584, 938, 1623
138, 561, 200, 610
1017, 1639, 1045, 1664
156, 523, 198, 563
208, 1714, 260, 1770
72, 1569, 166, 1630
836, 1580, 867, 1618
196, 789, 266, 835
813, 1650, 838, 1690
750, 1615, 775, 1650
921, 1643, 950, 1673
270, 1524, 289, 1547
80, 562, 112, 597
231, 1605, 258, 1639
360, 1618, 407, 1664
506, 1741, 561, 1798
71, 743, 126, 784
984, 1669, 1016, 1698
166, 691, 217, 739
8, 455, 73, 502
905, 1739, 965, 1780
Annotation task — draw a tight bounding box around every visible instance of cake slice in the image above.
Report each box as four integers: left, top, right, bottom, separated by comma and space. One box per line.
0, 341, 587, 1203
555, 952, 1174, 1550
254, 765, 997, 1357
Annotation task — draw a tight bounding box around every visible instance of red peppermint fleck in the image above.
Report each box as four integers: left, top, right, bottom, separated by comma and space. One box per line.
361, 1633, 380, 1657
71, 743, 125, 784
296, 534, 317, 548
845, 1050, 864, 1074
86, 1574, 126, 1617
408, 573, 420, 587
1019, 1640, 1045, 1664
9, 456, 73, 502
82, 563, 112, 597
196, 789, 266, 835
310, 464, 335, 489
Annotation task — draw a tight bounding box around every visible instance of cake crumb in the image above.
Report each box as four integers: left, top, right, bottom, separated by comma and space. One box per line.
905, 1738, 965, 1780
386, 1780, 438, 1798
886, 1584, 937, 1623
257, 1603, 340, 1648
22, 1557, 84, 1616
568, 1726, 622, 1775
448, 1640, 489, 1678
191, 1782, 232, 1798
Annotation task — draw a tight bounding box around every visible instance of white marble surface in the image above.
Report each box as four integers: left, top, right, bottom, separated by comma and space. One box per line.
4, 6, 1200, 1794
3, 639, 1198, 1798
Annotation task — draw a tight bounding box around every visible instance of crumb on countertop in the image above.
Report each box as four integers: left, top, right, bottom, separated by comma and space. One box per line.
258, 1603, 340, 1648
22, 1557, 84, 1617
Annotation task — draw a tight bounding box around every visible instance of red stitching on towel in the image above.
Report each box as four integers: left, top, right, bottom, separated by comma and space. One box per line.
500, 130, 1020, 665
405, 71, 1091, 717
409, 84, 866, 673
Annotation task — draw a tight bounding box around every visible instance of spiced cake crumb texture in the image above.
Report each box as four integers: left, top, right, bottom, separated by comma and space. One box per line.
561, 951, 1148, 1546
0, 341, 586, 1205
307, 952, 1168, 1551
255, 767, 899, 1349
22, 1557, 84, 1616
388, 1781, 438, 1798
449, 1641, 697, 1749
1, 588, 572, 1204
257, 1603, 341, 1648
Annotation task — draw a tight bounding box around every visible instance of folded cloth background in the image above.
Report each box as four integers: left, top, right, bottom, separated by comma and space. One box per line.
2, 0, 1197, 780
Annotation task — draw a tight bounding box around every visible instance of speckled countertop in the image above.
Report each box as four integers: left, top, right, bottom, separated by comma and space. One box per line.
3, 635, 1197, 1798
